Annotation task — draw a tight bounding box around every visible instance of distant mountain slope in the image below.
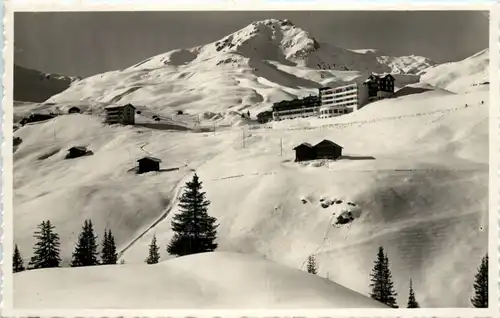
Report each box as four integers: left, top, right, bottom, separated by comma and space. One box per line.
14, 64, 79, 103
45, 19, 434, 120
15, 252, 387, 309
419, 49, 489, 93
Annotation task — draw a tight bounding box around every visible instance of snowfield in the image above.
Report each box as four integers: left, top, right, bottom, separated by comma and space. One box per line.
12, 18, 489, 309
419, 49, 489, 93
14, 251, 387, 309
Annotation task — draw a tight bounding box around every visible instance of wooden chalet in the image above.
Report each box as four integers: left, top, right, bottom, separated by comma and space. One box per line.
137, 156, 162, 174
314, 139, 343, 160
293, 142, 315, 162
68, 106, 81, 114
66, 146, 92, 159
293, 139, 344, 162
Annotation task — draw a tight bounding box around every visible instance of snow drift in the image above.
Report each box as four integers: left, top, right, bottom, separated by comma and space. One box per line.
14, 252, 387, 309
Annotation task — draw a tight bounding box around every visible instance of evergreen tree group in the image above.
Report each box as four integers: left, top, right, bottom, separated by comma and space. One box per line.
369, 246, 398, 308
71, 219, 100, 267
13, 244, 25, 273
471, 253, 488, 308
101, 229, 118, 265
306, 254, 318, 275
407, 278, 420, 308
146, 234, 160, 264
167, 173, 219, 257
28, 220, 61, 269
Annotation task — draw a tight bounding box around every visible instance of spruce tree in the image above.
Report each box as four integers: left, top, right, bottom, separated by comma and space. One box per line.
383, 255, 398, 308
146, 234, 160, 264
369, 246, 398, 308
101, 229, 118, 265
306, 254, 318, 275
407, 278, 420, 308
71, 219, 99, 267
28, 220, 61, 269
13, 244, 25, 273
471, 254, 488, 308
167, 173, 219, 257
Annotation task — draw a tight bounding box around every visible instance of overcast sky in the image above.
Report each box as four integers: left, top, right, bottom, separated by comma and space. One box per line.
14, 11, 489, 78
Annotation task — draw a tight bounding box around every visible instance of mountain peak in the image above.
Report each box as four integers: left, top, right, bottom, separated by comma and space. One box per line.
211, 18, 320, 62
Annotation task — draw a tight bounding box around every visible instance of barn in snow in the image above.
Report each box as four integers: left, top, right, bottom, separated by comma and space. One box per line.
314, 139, 343, 160
293, 143, 315, 162
137, 156, 161, 174
293, 139, 343, 162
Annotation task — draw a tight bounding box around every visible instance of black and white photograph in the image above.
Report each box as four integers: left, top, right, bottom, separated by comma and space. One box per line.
5, 5, 495, 313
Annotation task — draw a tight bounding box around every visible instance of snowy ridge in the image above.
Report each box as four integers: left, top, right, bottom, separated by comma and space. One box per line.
419, 48, 489, 93
14, 251, 387, 309
14, 64, 80, 103
45, 19, 437, 122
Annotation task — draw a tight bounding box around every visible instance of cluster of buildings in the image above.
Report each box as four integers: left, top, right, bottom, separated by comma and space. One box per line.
271, 73, 396, 121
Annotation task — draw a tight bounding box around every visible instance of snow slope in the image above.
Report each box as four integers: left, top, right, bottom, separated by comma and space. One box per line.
12, 18, 489, 309
14, 251, 387, 309
44, 19, 433, 121
419, 49, 489, 93
13, 87, 488, 308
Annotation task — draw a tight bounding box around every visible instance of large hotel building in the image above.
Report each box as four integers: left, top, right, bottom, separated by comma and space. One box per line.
271, 73, 396, 121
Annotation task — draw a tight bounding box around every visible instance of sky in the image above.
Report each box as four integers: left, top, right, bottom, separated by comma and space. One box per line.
14, 11, 489, 78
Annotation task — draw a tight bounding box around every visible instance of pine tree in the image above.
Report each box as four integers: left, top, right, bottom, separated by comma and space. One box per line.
407, 278, 420, 308
101, 229, 118, 265
306, 254, 318, 275
13, 244, 25, 273
369, 246, 398, 308
28, 220, 61, 269
383, 255, 398, 308
146, 235, 160, 264
71, 219, 99, 267
471, 254, 488, 308
167, 173, 219, 257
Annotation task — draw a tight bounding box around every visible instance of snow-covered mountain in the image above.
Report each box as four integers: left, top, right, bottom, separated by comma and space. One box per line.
13, 18, 489, 309
44, 19, 435, 121
14, 64, 80, 103
419, 48, 489, 93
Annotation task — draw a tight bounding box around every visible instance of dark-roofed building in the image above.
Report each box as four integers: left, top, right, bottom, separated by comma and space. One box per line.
104, 104, 136, 125
66, 146, 93, 159
363, 73, 396, 101
293, 142, 315, 162
313, 139, 343, 160
68, 106, 81, 114
137, 156, 161, 174
293, 139, 344, 162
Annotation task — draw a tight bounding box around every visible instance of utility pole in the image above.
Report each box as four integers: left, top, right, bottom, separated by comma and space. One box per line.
280, 138, 283, 157
242, 129, 245, 148
213, 122, 216, 135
